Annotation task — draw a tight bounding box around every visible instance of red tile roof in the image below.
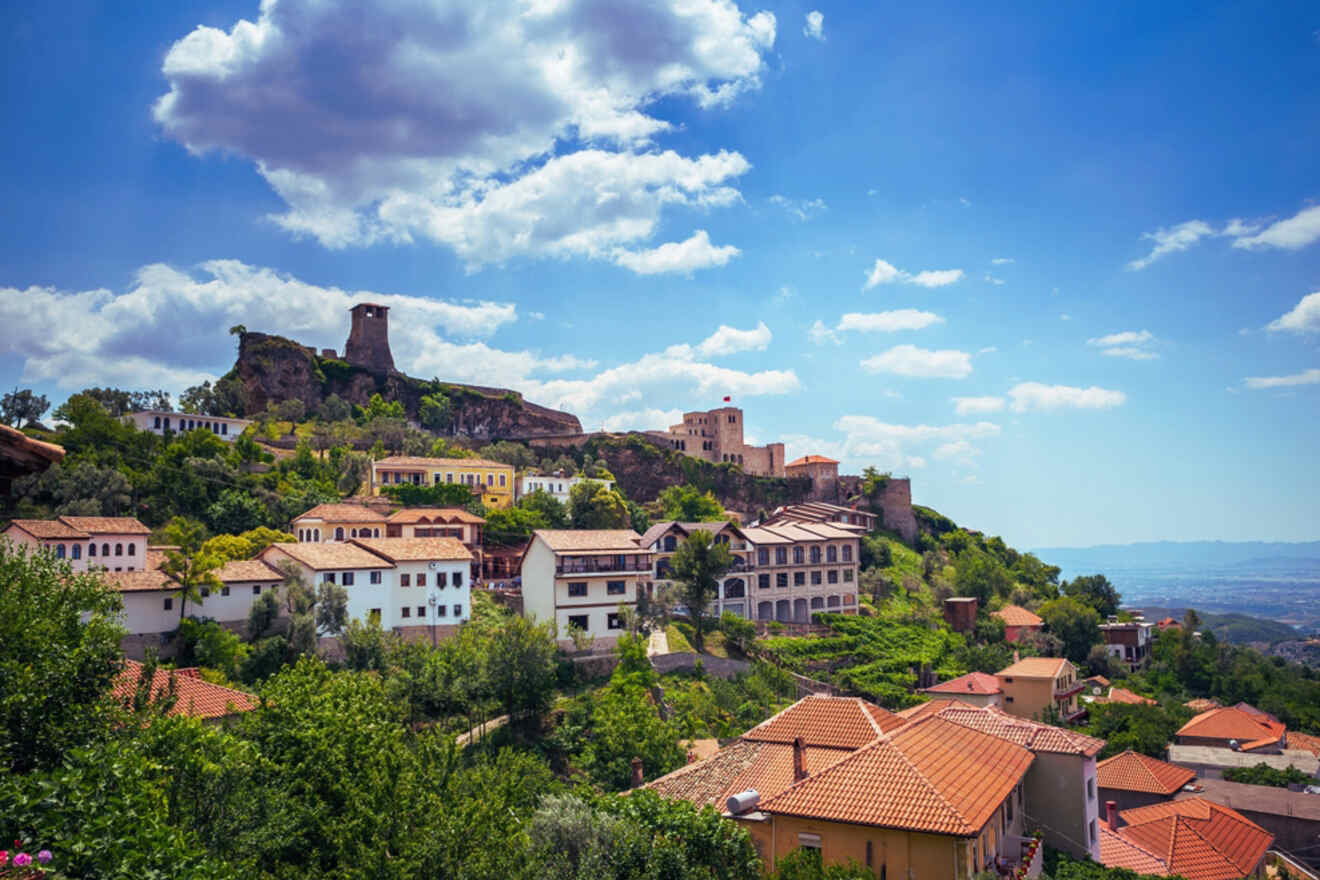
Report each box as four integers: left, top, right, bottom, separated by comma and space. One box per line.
385, 507, 484, 524
1289, 731, 1320, 757
786, 455, 839, 467
1106, 687, 1157, 706
997, 656, 1071, 678
99, 569, 177, 593
59, 516, 151, 535
991, 605, 1043, 627
1110, 798, 1273, 880
348, 536, 472, 562
742, 695, 905, 750
1184, 698, 1221, 713
215, 559, 283, 583
5, 518, 89, 539
900, 702, 1106, 757
644, 740, 853, 808
1099, 826, 1168, 875
112, 661, 258, 719
292, 503, 387, 523
1097, 750, 1197, 795
757, 715, 1034, 836
1177, 705, 1285, 750
922, 671, 1002, 696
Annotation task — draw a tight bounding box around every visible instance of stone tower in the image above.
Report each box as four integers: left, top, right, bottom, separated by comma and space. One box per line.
344, 303, 396, 373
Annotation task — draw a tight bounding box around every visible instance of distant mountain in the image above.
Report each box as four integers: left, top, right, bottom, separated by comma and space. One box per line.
1138, 608, 1299, 644
1033, 540, 1320, 569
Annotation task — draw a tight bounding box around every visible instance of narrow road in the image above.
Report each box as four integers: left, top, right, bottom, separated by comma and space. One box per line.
454, 714, 509, 748
646, 628, 670, 657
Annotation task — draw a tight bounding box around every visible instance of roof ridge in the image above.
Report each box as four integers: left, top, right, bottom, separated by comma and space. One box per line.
1173, 814, 1239, 873
859, 697, 886, 738
1106, 825, 1168, 870
888, 716, 975, 832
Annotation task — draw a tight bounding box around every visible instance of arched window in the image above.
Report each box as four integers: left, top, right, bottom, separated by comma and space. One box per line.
350, 528, 357, 538
826, 545, 838, 563
724, 578, 745, 599
102, 543, 110, 557
55, 543, 66, 559
334, 527, 345, 541
88, 542, 97, 557
827, 595, 841, 608
793, 547, 804, 564
115, 543, 123, 556
810, 546, 821, 564
71, 544, 81, 560
314, 529, 320, 542
153, 416, 161, 429
373, 528, 380, 537
127, 543, 135, 556
810, 596, 824, 609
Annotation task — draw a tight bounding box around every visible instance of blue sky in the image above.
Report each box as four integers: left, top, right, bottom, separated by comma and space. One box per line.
2, 0, 1318, 548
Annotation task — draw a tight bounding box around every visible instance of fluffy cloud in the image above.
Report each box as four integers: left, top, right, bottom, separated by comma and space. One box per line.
613, 229, 741, 275
830, 416, 1000, 470
1087, 329, 1158, 360
837, 310, 944, 333
863, 259, 963, 289
695, 321, 772, 356
807, 320, 838, 345
1232, 205, 1320, 251
154, 0, 774, 271
951, 396, 1005, 415
1127, 220, 1215, 270
768, 194, 827, 221
1266, 291, 1320, 333
803, 10, 824, 40
1007, 382, 1126, 412
861, 345, 972, 379
990, 257, 1014, 265
600, 408, 683, 431
1243, 368, 1320, 389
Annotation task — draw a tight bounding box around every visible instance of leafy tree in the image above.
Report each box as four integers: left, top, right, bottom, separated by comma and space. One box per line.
1223, 762, 1314, 788
175, 618, 248, 681
13, 461, 134, 517
595, 788, 760, 880
484, 506, 549, 547
657, 484, 726, 522
361, 392, 405, 422
1, 387, 51, 426
1086, 701, 1189, 759
382, 481, 473, 508
159, 517, 224, 631
205, 487, 268, 535
1086, 643, 1127, 680
626, 500, 651, 535
315, 581, 349, 636
1063, 574, 1121, 618
415, 392, 452, 431
953, 549, 1011, 604
1038, 596, 1102, 664
769, 847, 876, 880
180, 378, 245, 417
246, 590, 282, 641
66, 387, 171, 417
477, 440, 536, 468
271, 398, 306, 423
0, 542, 125, 773
202, 526, 295, 562
485, 614, 558, 726
317, 393, 353, 422
669, 530, 734, 653
519, 488, 568, 528
568, 478, 631, 529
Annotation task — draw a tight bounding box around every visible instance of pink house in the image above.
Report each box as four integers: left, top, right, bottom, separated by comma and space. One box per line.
2, 516, 151, 573
992, 604, 1044, 643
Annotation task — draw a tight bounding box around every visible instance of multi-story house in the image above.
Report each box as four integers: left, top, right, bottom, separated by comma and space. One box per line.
370, 456, 514, 508
3, 516, 152, 572
291, 503, 387, 542
1098, 620, 1155, 671
652, 406, 786, 477
519, 529, 652, 647
384, 507, 485, 580
740, 521, 860, 622
992, 604, 1044, 643
762, 501, 876, 532
515, 472, 614, 504
126, 410, 253, 442
996, 656, 1085, 724
638, 520, 755, 619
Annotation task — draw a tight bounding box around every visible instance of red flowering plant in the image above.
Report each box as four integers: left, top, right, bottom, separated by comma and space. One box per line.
0, 839, 54, 878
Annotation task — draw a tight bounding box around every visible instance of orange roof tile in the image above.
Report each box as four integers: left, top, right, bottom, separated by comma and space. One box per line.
786, 455, 839, 467
1099, 826, 1168, 875
991, 605, 1043, 627
1289, 731, 1320, 756
1097, 750, 1197, 795
997, 656, 1071, 678
386, 507, 485, 524
533, 529, 643, 552
1177, 706, 1285, 748
292, 503, 387, 523
216, 559, 283, 583
98, 569, 177, 593
112, 661, 258, 719
1113, 798, 1273, 880
348, 536, 472, 562
743, 695, 905, 750
59, 516, 151, 535
904, 703, 1106, 757
757, 715, 1034, 836
5, 518, 89, 539
922, 671, 1002, 696
1107, 687, 1157, 706
1184, 698, 1221, 713
263, 542, 390, 570
644, 740, 854, 808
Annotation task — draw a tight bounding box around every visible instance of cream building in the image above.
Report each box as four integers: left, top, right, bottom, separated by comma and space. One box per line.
741, 521, 860, 622
996, 656, 1085, 724
519, 529, 652, 647
638, 520, 755, 619
371, 456, 515, 508
291, 503, 387, 542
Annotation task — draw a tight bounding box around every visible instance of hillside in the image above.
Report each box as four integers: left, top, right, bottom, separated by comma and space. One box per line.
1138, 608, 1299, 643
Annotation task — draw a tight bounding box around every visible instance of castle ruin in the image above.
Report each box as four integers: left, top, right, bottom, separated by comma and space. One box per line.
342, 303, 396, 374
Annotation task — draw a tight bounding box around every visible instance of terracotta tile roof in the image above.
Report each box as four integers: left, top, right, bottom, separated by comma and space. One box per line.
533, 529, 642, 552
375, 455, 510, 469
786, 455, 839, 467
1184, 698, 1221, 713
991, 605, 1043, 627
1097, 750, 1197, 795
263, 542, 390, 571
292, 503, 387, 523
1112, 798, 1273, 880
997, 656, 1070, 679
348, 537, 472, 562
385, 507, 484, 525
1085, 675, 1112, 688
145, 545, 179, 571
0, 423, 65, 464
59, 516, 151, 535
757, 715, 1034, 836
216, 559, 282, 583
5, 518, 89, 539
922, 672, 1002, 696
1177, 706, 1285, 749
638, 521, 742, 549
895, 698, 962, 722
1099, 826, 1167, 875
644, 740, 853, 808
99, 568, 177, 593
743, 695, 905, 750
1106, 687, 1157, 706
113, 661, 258, 720
1289, 731, 1320, 756
906, 703, 1106, 757
789, 522, 861, 541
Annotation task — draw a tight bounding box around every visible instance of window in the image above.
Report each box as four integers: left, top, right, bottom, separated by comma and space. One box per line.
811, 571, 822, 585
431, 571, 445, 588
253, 585, 262, 595
221, 423, 227, 435
1005, 696, 1015, 703
88, 542, 96, 557
369, 609, 381, 624
200, 587, 210, 598
665, 536, 678, 552
55, 544, 65, 559
154, 416, 161, 429
607, 580, 626, 595
758, 574, 771, 590
797, 833, 821, 851
828, 570, 839, 584
323, 572, 336, 584
370, 571, 381, 585
402, 606, 411, 618
793, 547, 804, 564
418, 605, 427, 617
1087, 778, 1096, 801
757, 547, 768, 565
842, 545, 853, 562
416, 573, 426, 587
866, 841, 873, 869
114, 543, 122, 556
775, 548, 787, 565
114, 566, 122, 572
607, 613, 623, 630
827, 595, 841, 607
453, 572, 463, 587
71, 544, 81, 560
221, 586, 230, 597
794, 572, 805, 586
567, 614, 589, 631
844, 569, 854, 582
401, 573, 411, 587
338, 571, 353, 586
1089, 819, 1097, 846
163, 597, 173, 610
101, 543, 110, 556
826, 545, 838, 563
568, 582, 588, 597
776, 572, 788, 588
499, 473, 506, 487
334, 527, 344, 541
453, 604, 462, 618
127, 544, 135, 556
810, 546, 821, 564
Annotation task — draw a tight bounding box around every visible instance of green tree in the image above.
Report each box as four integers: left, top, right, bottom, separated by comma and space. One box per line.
175, 618, 248, 681
159, 517, 224, 631
419, 392, 453, 431
657, 484, 727, 522
519, 488, 569, 528
2, 387, 51, 426
362, 392, 405, 421
1063, 574, 1121, 618
477, 440, 536, 468
0, 542, 125, 773
205, 488, 268, 535
485, 614, 558, 726
1086, 701, 1189, 759
568, 479, 631, 529
382, 481, 473, 508
13, 461, 134, 517
315, 581, 349, 637
670, 530, 734, 654
484, 506, 549, 547
202, 526, 295, 562
318, 393, 353, 422
953, 549, 1011, 604
1038, 596, 1103, 665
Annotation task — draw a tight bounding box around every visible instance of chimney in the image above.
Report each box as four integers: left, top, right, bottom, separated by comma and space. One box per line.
630, 757, 644, 788
1013, 649, 1021, 663
1106, 800, 1118, 832
793, 736, 807, 782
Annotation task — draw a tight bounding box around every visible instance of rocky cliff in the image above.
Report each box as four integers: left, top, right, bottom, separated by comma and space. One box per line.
229, 331, 582, 440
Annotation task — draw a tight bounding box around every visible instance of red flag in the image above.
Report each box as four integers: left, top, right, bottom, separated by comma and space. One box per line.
723, 395, 731, 402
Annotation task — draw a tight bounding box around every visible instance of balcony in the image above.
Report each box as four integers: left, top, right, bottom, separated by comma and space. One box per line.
555, 555, 652, 575
1054, 681, 1085, 699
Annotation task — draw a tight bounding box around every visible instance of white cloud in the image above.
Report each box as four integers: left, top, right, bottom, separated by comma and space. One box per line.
1222, 218, 1262, 237
1087, 329, 1158, 360
1007, 382, 1127, 412
769, 194, 827, 221
1100, 347, 1158, 361
803, 10, 824, 40
985, 274, 1006, 286
1243, 368, 1320, 389
600, 408, 683, 432
990, 257, 1014, 265
696, 321, 772, 356
933, 439, 979, 461
837, 310, 944, 333
154, 0, 775, 271
978, 346, 998, 354
863, 259, 964, 290
1127, 220, 1215, 270
613, 229, 741, 275
807, 320, 839, 346
952, 396, 1005, 415
1232, 205, 1320, 251
830, 416, 1000, 471
1266, 291, 1320, 333
861, 345, 973, 379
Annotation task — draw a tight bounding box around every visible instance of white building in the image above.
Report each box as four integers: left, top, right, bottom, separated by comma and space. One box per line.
637, 520, 754, 619
105, 558, 283, 643
515, 473, 614, 504
519, 529, 651, 648
3, 516, 152, 572
126, 410, 253, 442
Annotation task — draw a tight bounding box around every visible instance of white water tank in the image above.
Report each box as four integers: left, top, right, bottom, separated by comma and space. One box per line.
726, 789, 760, 815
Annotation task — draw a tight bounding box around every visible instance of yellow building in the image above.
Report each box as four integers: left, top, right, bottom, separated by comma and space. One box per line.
996, 656, 1085, 723
370, 456, 515, 508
